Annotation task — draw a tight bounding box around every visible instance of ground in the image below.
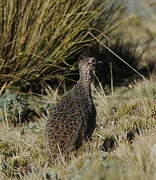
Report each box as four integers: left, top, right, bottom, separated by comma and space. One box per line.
0, 79, 156, 180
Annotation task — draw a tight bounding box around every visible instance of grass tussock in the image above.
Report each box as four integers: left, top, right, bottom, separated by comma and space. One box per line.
0, 79, 156, 179
0, 0, 125, 93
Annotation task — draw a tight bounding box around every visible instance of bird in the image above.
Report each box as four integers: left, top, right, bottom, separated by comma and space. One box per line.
45, 56, 96, 162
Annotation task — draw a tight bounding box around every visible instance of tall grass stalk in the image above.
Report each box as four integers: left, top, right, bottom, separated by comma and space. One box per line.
0, 0, 125, 92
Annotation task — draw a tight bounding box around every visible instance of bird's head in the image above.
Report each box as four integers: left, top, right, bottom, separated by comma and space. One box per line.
78, 56, 96, 74
78, 56, 96, 84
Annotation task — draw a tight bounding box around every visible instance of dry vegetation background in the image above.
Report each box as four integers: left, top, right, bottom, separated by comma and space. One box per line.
0, 0, 156, 179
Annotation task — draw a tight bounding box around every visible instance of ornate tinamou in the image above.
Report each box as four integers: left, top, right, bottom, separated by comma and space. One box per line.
45, 56, 96, 161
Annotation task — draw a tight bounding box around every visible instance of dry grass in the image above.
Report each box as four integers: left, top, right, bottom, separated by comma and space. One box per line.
0, 78, 156, 180
0, 0, 125, 92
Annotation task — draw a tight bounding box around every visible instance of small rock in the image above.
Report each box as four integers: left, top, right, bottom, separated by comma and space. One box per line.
101, 136, 117, 152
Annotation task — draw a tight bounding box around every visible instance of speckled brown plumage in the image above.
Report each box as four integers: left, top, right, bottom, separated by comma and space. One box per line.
45, 56, 96, 161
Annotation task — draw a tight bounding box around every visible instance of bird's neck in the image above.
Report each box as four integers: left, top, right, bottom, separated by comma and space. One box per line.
76, 78, 92, 98
77, 75, 93, 110
78, 69, 92, 87
78, 74, 92, 89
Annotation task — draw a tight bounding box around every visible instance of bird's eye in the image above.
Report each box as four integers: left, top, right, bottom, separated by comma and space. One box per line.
88, 58, 96, 65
